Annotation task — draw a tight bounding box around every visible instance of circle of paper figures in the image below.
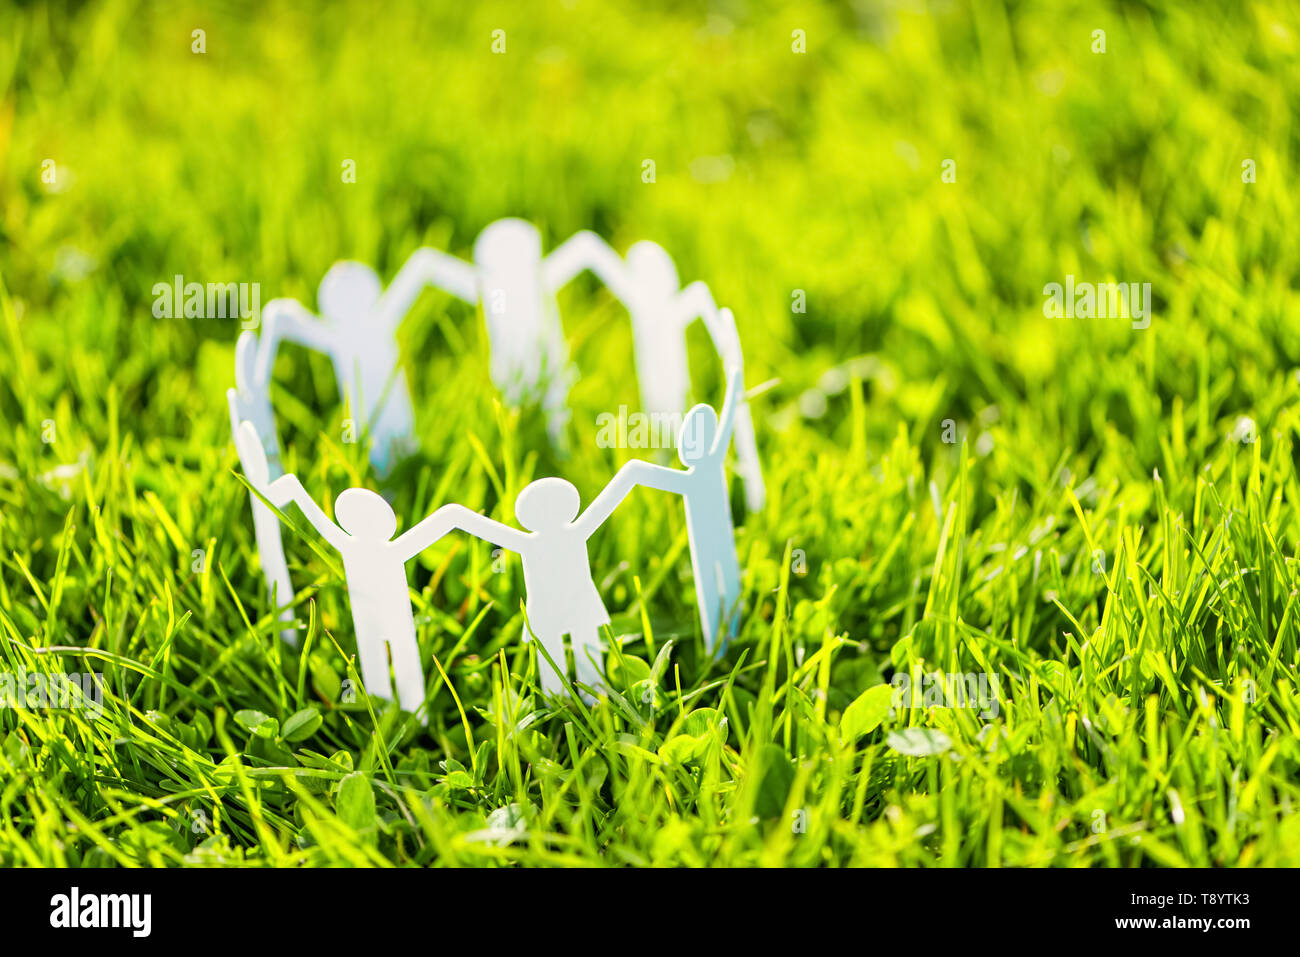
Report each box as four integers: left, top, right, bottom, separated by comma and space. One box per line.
228, 219, 762, 717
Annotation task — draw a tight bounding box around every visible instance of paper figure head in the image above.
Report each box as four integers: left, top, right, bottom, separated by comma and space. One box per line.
318, 262, 383, 325
515, 477, 580, 531
626, 241, 678, 298
335, 487, 398, 539
474, 218, 542, 267
678, 403, 718, 466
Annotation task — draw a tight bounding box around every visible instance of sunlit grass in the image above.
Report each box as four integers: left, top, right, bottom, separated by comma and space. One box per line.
0, 0, 1298, 866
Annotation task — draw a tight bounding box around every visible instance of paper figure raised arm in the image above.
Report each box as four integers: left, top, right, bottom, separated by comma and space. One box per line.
230, 368, 297, 644
236, 420, 459, 718
543, 230, 638, 304
618, 370, 746, 652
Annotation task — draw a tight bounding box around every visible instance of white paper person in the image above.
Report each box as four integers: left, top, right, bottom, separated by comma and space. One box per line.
619, 243, 765, 512
227, 331, 297, 644
620, 369, 746, 652
437, 466, 642, 697
257, 248, 478, 475
235, 421, 460, 719
473, 220, 624, 445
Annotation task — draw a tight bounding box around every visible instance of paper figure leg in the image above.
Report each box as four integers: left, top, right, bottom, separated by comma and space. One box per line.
571, 629, 605, 694
250, 497, 298, 645
536, 635, 568, 696
355, 631, 393, 705
733, 398, 766, 513
696, 552, 742, 653
386, 631, 427, 718
696, 560, 722, 652
716, 552, 744, 648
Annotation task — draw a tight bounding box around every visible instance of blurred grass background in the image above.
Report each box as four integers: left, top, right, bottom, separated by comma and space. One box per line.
1, 0, 1299, 866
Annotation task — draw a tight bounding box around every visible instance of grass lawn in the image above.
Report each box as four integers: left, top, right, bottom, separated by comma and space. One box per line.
1, 0, 1299, 866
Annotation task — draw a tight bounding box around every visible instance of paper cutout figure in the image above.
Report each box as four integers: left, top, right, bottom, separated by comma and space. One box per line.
438, 466, 642, 696
620, 244, 765, 512
473, 219, 573, 443
235, 421, 460, 718
257, 249, 478, 474
620, 370, 746, 652
227, 331, 297, 644
622, 242, 686, 420
476, 221, 686, 446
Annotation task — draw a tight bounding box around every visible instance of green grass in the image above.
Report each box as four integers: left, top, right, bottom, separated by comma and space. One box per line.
1, 0, 1299, 866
